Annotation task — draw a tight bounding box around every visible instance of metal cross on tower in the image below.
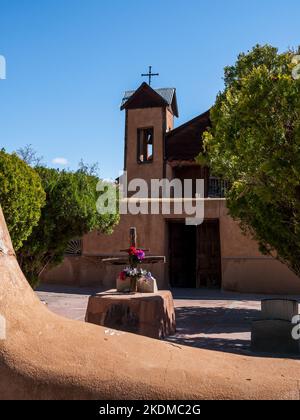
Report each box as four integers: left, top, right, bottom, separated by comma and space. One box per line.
141, 66, 159, 86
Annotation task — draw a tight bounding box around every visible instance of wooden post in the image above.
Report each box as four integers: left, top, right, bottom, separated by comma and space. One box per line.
120, 227, 149, 252
130, 227, 137, 248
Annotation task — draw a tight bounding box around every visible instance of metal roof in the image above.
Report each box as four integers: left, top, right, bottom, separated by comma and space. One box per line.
121, 87, 176, 109
165, 110, 211, 161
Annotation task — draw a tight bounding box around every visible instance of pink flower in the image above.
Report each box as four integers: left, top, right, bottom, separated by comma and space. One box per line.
136, 250, 145, 261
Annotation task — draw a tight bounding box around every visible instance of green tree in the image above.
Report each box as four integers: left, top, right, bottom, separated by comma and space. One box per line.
18, 166, 119, 287
0, 149, 46, 251
199, 45, 300, 276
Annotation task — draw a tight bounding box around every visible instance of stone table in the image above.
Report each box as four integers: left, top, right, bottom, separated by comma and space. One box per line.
85, 290, 176, 339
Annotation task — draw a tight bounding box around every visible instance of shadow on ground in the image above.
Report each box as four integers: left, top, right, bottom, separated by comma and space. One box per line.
166, 305, 259, 355
37, 284, 104, 296
37, 286, 300, 359
172, 288, 300, 303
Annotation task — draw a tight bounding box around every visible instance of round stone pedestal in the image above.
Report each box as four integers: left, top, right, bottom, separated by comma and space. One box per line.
85, 290, 176, 339
251, 299, 300, 355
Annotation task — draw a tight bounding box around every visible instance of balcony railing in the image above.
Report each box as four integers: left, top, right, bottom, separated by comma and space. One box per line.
208, 177, 228, 198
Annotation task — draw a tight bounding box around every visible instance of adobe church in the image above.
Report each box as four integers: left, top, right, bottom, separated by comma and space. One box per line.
42, 81, 300, 294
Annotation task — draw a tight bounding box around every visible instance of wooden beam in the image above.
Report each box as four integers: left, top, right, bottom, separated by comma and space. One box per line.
130, 227, 137, 248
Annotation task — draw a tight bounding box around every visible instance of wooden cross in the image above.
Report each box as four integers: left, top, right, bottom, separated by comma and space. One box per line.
102, 227, 166, 266
130, 227, 137, 248
121, 227, 149, 252
141, 66, 159, 86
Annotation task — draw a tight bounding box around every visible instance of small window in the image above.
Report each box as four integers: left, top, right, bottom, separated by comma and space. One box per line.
137, 128, 154, 163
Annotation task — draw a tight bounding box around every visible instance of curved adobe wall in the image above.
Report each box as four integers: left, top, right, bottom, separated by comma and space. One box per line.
0, 208, 300, 399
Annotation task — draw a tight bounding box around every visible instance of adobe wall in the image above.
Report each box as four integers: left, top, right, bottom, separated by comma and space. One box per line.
41, 200, 300, 295
217, 200, 300, 294
126, 108, 166, 185
2, 199, 300, 400
166, 108, 174, 132
41, 213, 168, 290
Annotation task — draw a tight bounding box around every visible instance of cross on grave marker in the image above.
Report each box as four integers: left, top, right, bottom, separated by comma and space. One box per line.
102, 227, 166, 266
125, 227, 149, 253
130, 227, 137, 248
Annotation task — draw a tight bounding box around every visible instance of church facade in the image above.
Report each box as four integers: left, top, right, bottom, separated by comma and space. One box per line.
42, 83, 300, 294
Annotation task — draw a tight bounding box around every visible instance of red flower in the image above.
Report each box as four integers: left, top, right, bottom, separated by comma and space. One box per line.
119, 271, 126, 281
128, 246, 137, 256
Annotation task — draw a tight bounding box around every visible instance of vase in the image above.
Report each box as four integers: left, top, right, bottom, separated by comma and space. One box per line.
130, 276, 138, 293
137, 276, 158, 294
116, 276, 131, 293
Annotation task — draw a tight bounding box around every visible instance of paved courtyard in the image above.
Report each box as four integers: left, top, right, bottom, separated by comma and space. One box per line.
36, 286, 300, 356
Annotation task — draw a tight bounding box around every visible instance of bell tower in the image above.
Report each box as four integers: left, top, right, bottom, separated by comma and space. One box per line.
121, 82, 179, 186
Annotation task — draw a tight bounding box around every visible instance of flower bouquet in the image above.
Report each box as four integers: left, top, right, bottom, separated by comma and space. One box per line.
119, 267, 149, 293
127, 246, 145, 267
118, 247, 150, 293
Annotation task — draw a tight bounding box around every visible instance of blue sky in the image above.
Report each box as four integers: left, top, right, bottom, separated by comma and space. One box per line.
0, 0, 299, 179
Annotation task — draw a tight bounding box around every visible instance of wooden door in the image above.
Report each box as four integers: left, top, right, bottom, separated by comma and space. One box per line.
169, 222, 196, 288
196, 220, 222, 289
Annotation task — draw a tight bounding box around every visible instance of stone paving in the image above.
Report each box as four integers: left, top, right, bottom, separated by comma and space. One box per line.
36, 285, 300, 356
168, 289, 263, 355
